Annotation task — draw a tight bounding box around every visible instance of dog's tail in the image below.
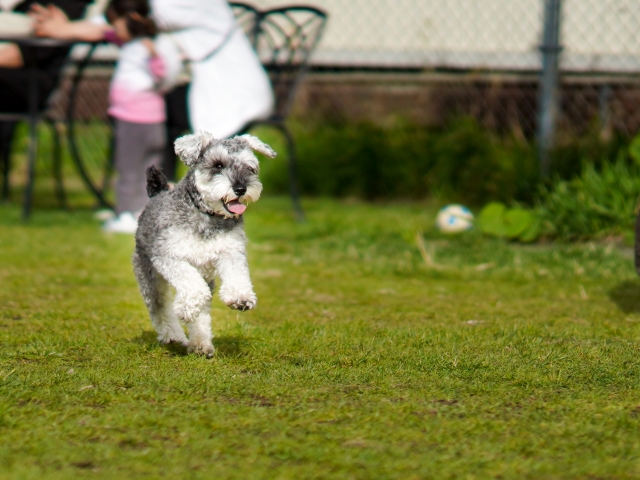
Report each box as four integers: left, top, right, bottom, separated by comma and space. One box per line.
146, 166, 170, 198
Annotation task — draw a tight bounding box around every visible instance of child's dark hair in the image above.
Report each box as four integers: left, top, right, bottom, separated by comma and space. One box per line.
106, 0, 157, 38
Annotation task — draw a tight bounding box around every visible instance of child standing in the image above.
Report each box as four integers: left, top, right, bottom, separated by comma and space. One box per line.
102, 0, 171, 233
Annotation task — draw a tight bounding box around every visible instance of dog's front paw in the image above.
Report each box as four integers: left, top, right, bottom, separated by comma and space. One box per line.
220, 288, 257, 311
187, 341, 215, 359
227, 298, 256, 311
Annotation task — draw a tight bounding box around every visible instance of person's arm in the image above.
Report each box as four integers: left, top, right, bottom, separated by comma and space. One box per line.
30, 3, 109, 41
0, 43, 24, 68
141, 38, 166, 81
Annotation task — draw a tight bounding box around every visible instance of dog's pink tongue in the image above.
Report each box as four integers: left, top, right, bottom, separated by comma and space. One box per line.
226, 200, 247, 215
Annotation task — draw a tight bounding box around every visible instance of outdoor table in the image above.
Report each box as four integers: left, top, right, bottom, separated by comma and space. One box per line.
0, 35, 74, 220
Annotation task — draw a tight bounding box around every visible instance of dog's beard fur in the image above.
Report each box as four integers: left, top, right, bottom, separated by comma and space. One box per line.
194, 169, 263, 218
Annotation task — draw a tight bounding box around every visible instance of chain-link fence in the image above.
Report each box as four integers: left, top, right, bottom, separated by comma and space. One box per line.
245, 0, 640, 143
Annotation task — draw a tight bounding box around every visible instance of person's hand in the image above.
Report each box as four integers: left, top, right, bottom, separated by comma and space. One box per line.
29, 4, 70, 37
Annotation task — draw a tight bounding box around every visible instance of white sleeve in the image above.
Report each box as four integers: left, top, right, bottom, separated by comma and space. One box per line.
83, 0, 110, 20
87, 14, 107, 25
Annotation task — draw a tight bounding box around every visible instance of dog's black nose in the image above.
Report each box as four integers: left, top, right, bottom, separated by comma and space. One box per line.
233, 185, 247, 197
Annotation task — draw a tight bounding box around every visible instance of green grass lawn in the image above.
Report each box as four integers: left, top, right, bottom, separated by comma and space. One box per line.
1, 185, 640, 478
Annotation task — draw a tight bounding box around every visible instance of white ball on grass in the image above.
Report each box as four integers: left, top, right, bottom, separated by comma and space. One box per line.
436, 204, 474, 233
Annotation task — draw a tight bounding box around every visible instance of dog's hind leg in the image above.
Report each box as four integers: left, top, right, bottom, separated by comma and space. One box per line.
133, 250, 188, 346
151, 256, 215, 358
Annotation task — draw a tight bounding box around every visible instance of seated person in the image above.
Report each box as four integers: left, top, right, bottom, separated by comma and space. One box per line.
0, 0, 92, 110
0, 0, 91, 188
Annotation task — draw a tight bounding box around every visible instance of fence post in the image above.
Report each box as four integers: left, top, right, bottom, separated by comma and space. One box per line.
537, 0, 563, 177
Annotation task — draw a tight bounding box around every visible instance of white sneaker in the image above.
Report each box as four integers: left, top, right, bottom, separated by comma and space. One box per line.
94, 209, 116, 221
102, 211, 138, 234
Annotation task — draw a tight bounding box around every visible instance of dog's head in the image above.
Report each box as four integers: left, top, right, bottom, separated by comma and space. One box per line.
174, 132, 276, 218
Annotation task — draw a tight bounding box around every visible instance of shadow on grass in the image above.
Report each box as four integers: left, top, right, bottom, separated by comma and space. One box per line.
133, 330, 246, 357
609, 280, 640, 313
213, 336, 246, 357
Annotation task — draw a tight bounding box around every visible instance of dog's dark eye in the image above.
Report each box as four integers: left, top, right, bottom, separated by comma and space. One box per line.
213, 162, 224, 170
248, 167, 257, 174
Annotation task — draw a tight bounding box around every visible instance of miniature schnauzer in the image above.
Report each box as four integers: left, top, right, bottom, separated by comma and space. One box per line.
133, 131, 276, 358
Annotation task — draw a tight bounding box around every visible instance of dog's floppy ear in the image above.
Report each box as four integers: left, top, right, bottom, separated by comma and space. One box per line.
239, 134, 277, 158
174, 131, 215, 167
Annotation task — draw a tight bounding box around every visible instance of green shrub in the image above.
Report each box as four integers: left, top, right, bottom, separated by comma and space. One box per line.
295, 121, 432, 200
549, 128, 628, 179
427, 118, 539, 205
535, 155, 640, 241
476, 148, 640, 243
256, 117, 640, 243
260, 118, 539, 205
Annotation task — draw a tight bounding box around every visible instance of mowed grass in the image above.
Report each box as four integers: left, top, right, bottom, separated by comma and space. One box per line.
2, 187, 640, 478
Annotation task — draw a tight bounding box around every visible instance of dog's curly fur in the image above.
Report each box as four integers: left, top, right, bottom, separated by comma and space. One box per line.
132, 132, 276, 358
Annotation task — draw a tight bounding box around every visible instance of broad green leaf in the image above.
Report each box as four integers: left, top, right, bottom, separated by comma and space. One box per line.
478, 202, 508, 237
504, 208, 534, 239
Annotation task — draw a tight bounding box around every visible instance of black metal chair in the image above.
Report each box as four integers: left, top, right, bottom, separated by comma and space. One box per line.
233, 3, 328, 221
65, 42, 116, 210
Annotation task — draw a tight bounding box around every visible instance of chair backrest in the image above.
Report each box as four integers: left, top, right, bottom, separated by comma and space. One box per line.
62, 42, 116, 207
230, 4, 327, 120
230, 2, 261, 48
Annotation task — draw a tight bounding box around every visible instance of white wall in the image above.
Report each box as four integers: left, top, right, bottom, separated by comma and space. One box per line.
252, 0, 640, 72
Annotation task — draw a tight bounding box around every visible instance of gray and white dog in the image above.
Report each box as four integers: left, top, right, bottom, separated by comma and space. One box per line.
133, 131, 276, 358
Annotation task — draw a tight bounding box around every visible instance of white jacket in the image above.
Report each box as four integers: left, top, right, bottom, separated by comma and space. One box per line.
151, 0, 274, 138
